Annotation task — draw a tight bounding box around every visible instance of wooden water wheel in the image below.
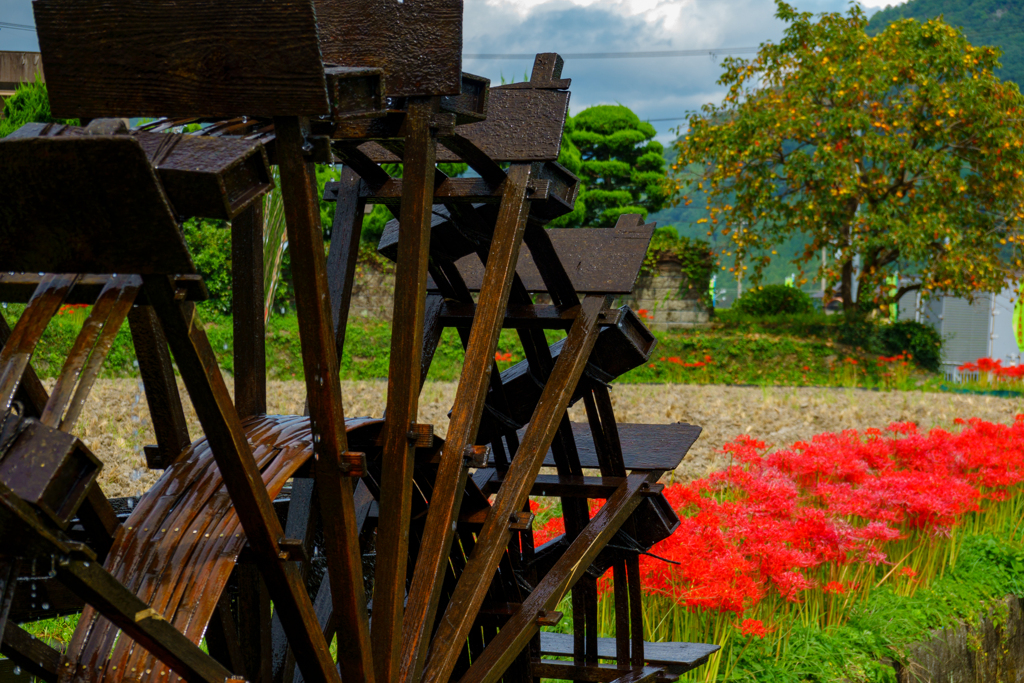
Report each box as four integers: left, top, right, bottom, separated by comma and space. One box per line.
0, 2, 716, 682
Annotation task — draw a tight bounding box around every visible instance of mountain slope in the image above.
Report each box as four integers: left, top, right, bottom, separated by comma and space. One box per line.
866, 0, 1024, 87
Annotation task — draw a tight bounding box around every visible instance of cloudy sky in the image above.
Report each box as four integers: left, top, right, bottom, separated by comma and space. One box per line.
2, 0, 903, 144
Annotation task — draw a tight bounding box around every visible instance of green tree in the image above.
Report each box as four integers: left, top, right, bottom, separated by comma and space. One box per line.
676, 1, 1024, 318
551, 105, 670, 228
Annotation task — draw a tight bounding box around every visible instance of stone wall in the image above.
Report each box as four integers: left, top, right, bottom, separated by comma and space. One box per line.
348, 264, 396, 323
620, 260, 710, 331
347, 258, 711, 331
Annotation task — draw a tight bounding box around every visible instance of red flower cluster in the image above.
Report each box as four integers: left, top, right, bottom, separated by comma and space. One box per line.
536, 416, 1024, 621
494, 351, 514, 362
959, 357, 1024, 381
658, 355, 714, 369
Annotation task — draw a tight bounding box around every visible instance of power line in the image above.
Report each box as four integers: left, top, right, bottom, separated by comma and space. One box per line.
0, 21, 35, 32
465, 47, 759, 59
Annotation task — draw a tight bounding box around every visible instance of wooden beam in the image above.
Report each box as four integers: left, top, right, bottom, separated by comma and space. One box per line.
275, 115, 375, 683
371, 96, 440, 683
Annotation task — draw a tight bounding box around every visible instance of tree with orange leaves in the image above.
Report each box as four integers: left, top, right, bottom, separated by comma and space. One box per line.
674, 1, 1024, 318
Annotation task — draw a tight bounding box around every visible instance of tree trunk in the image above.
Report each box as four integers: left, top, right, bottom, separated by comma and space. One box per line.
840, 257, 856, 319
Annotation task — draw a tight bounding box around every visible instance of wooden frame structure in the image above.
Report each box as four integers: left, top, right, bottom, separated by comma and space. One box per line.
0, 2, 717, 682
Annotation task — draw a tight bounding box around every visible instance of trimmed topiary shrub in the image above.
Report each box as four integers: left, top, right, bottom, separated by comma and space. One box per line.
732, 284, 815, 317
875, 320, 943, 372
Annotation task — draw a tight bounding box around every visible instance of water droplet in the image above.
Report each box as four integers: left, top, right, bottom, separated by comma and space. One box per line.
223, 343, 228, 350
133, 360, 139, 368
42, 602, 49, 610
83, 562, 90, 567
12, 665, 21, 675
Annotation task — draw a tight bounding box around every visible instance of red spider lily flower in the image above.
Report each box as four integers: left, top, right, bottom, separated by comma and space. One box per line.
739, 619, 768, 638
898, 567, 918, 578
533, 516, 564, 546
668, 356, 683, 365
648, 363, 656, 369
495, 351, 514, 362
802, 365, 810, 372
822, 581, 847, 594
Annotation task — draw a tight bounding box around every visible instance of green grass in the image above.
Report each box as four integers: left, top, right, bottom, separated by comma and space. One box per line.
3, 304, 941, 390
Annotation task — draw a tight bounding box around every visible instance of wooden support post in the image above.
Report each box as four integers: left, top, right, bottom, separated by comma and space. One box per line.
420, 296, 606, 683
142, 274, 340, 683
274, 115, 375, 683
400, 163, 533, 683
325, 166, 367, 360
456, 473, 656, 683
371, 96, 440, 683
233, 200, 267, 418
237, 563, 273, 683
127, 305, 191, 469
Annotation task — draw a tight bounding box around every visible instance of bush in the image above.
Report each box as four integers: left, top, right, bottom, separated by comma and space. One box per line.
732, 284, 815, 317
0, 77, 77, 138
875, 320, 943, 372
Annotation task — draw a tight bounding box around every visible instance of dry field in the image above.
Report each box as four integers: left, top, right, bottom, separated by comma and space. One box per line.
71, 379, 1024, 497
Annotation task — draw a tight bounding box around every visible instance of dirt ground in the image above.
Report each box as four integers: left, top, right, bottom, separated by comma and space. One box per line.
72, 379, 1024, 497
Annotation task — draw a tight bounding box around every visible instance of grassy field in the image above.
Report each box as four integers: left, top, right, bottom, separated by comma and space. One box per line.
6, 304, 948, 391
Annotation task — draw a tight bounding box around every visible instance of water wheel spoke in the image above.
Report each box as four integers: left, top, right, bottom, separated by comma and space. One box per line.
400, 162, 534, 683
372, 96, 441, 683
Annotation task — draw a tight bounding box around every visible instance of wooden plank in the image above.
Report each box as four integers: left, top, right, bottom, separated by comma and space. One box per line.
56, 558, 234, 683
275, 115, 375, 683
40, 275, 141, 431
8, 124, 273, 220
315, 0, 462, 98
0, 312, 48, 419
371, 97, 440, 683
364, 176, 550, 204
428, 226, 655, 295
0, 273, 207, 305
1, 621, 60, 683
359, 88, 569, 163
127, 306, 192, 469
0, 275, 76, 413
530, 661, 663, 683
141, 276, 340, 683
0, 136, 192, 275
456, 473, 655, 683
538, 633, 720, 676
479, 472, 667, 500
35, 0, 329, 118
420, 296, 605, 683
233, 202, 267, 418
485, 422, 701, 472
399, 164, 532, 683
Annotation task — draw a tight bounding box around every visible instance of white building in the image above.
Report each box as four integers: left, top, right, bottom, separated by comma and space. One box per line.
897, 283, 1019, 377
